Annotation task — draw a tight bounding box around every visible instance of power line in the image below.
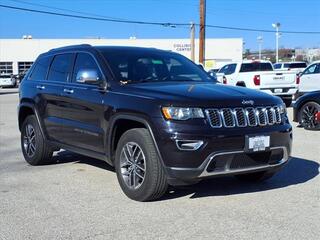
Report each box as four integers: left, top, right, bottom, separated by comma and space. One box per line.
7, 0, 129, 21
0, 4, 188, 27
1, 4, 320, 34
205, 24, 320, 34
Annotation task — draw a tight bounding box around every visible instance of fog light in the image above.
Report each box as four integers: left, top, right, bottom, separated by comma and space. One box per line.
175, 140, 204, 151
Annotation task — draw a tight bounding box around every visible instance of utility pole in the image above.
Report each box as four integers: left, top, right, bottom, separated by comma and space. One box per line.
199, 0, 206, 64
190, 22, 195, 62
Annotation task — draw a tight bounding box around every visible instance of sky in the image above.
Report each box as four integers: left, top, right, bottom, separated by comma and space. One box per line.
0, 0, 320, 50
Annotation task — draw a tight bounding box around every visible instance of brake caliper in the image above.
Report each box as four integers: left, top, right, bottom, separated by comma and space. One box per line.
315, 112, 320, 123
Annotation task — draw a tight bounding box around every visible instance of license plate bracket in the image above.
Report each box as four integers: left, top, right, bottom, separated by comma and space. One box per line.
245, 135, 270, 152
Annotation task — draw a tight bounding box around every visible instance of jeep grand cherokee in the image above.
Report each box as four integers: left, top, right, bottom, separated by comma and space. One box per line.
18, 45, 292, 201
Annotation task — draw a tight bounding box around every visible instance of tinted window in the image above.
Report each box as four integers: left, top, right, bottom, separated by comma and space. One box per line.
287, 63, 307, 69
218, 64, 237, 75
47, 54, 73, 82
29, 57, 51, 81
240, 62, 273, 72
304, 64, 319, 74
101, 50, 212, 83
72, 53, 102, 83
273, 64, 282, 69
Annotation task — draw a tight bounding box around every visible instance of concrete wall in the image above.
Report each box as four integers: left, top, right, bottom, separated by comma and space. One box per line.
0, 38, 243, 74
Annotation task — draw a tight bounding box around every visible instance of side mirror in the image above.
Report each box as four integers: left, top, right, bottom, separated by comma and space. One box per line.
76, 69, 100, 84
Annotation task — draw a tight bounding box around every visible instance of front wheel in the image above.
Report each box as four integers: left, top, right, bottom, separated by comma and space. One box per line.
298, 101, 320, 130
115, 128, 168, 201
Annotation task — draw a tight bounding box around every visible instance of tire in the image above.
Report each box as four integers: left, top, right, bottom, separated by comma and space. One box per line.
234, 170, 276, 182
298, 101, 320, 130
282, 98, 292, 108
115, 128, 168, 201
21, 115, 53, 165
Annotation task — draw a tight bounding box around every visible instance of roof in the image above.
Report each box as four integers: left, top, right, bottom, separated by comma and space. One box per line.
46, 44, 171, 55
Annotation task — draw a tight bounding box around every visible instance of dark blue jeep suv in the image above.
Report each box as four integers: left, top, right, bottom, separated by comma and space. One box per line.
18, 45, 292, 201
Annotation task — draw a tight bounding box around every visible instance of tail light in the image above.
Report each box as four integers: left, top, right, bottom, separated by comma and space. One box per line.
223, 76, 227, 84
296, 74, 300, 84
253, 75, 260, 86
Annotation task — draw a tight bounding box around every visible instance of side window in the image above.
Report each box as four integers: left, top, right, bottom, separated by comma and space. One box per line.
72, 53, 102, 83
219, 64, 236, 75
29, 57, 51, 81
227, 64, 237, 75
47, 54, 74, 82
304, 64, 317, 75
218, 65, 229, 74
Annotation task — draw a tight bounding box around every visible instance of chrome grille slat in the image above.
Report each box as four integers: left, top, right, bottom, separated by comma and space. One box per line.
206, 106, 281, 128
221, 109, 235, 127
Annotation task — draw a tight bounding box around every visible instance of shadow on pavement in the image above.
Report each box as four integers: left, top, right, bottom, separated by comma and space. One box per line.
162, 157, 319, 200
50, 152, 319, 200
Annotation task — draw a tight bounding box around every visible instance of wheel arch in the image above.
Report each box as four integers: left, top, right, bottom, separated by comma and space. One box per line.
18, 103, 46, 138
108, 114, 164, 167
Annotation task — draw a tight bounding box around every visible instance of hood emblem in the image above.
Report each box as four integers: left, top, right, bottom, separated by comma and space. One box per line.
242, 100, 255, 105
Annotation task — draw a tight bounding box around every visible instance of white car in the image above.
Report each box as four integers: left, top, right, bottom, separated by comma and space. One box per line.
217, 60, 299, 106
273, 62, 307, 74
298, 60, 320, 95
0, 75, 17, 88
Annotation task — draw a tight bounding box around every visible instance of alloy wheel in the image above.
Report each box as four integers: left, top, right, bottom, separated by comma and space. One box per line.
301, 104, 320, 129
119, 142, 146, 189
23, 124, 36, 157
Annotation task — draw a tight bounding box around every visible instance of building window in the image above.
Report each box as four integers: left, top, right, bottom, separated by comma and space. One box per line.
18, 62, 34, 74
0, 62, 13, 75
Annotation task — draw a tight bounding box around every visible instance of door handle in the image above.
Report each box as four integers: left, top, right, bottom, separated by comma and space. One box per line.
36, 85, 45, 90
63, 88, 74, 94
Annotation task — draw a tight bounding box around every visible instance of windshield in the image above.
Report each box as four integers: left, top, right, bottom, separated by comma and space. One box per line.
240, 62, 273, 72
101, 50, 216, 84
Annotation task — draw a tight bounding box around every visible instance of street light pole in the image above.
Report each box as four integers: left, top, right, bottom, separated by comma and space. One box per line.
257, 36, 263, 60
272, 23, 280, 62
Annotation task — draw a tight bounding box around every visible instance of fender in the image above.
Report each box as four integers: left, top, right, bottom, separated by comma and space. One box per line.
107, 113, 166, 170
18, 102, 47, 140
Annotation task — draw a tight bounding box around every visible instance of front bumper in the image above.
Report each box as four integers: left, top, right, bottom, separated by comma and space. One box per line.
151, 118, 292, 183
260, 87, 297, 97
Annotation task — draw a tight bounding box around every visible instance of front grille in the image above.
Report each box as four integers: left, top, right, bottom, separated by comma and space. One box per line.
206, 106, 282, 128
206, 148, 284, 173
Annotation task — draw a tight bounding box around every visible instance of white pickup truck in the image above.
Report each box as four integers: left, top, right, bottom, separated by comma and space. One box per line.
216, 60, 299, 106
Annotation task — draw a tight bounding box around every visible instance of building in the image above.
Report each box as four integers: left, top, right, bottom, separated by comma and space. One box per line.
0, 38, 243, 75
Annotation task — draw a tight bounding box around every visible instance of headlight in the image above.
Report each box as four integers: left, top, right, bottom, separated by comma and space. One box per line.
279, 103, 287, 115
161, 107, 204, 120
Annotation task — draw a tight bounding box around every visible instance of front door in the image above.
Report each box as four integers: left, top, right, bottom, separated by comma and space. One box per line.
300, 63, 320, 92
58, 52, 105, 153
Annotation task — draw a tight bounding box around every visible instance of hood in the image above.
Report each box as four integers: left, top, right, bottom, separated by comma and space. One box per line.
117, 82, 281, 107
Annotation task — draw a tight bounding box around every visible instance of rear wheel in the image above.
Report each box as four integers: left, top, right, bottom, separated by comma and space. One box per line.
115, 128, 168, 201
21, 115, 53, 165
298, 101, 320, 130
234, 170, 276, 182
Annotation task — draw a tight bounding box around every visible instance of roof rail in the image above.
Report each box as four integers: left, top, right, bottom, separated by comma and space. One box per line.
49, 44, 92, 52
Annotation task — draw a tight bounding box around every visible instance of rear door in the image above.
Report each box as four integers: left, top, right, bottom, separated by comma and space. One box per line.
57, 52, 105, 153
40, 53, 75, 142
300, 63, 320, 92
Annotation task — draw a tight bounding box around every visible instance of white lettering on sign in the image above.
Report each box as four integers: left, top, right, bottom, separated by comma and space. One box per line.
173, 43, 191, 52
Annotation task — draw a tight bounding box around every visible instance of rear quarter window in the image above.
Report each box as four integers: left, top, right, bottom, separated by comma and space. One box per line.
28, 56, 51, 81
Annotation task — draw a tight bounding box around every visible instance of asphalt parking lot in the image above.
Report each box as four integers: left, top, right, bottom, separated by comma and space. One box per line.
0, 92, 319, 240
